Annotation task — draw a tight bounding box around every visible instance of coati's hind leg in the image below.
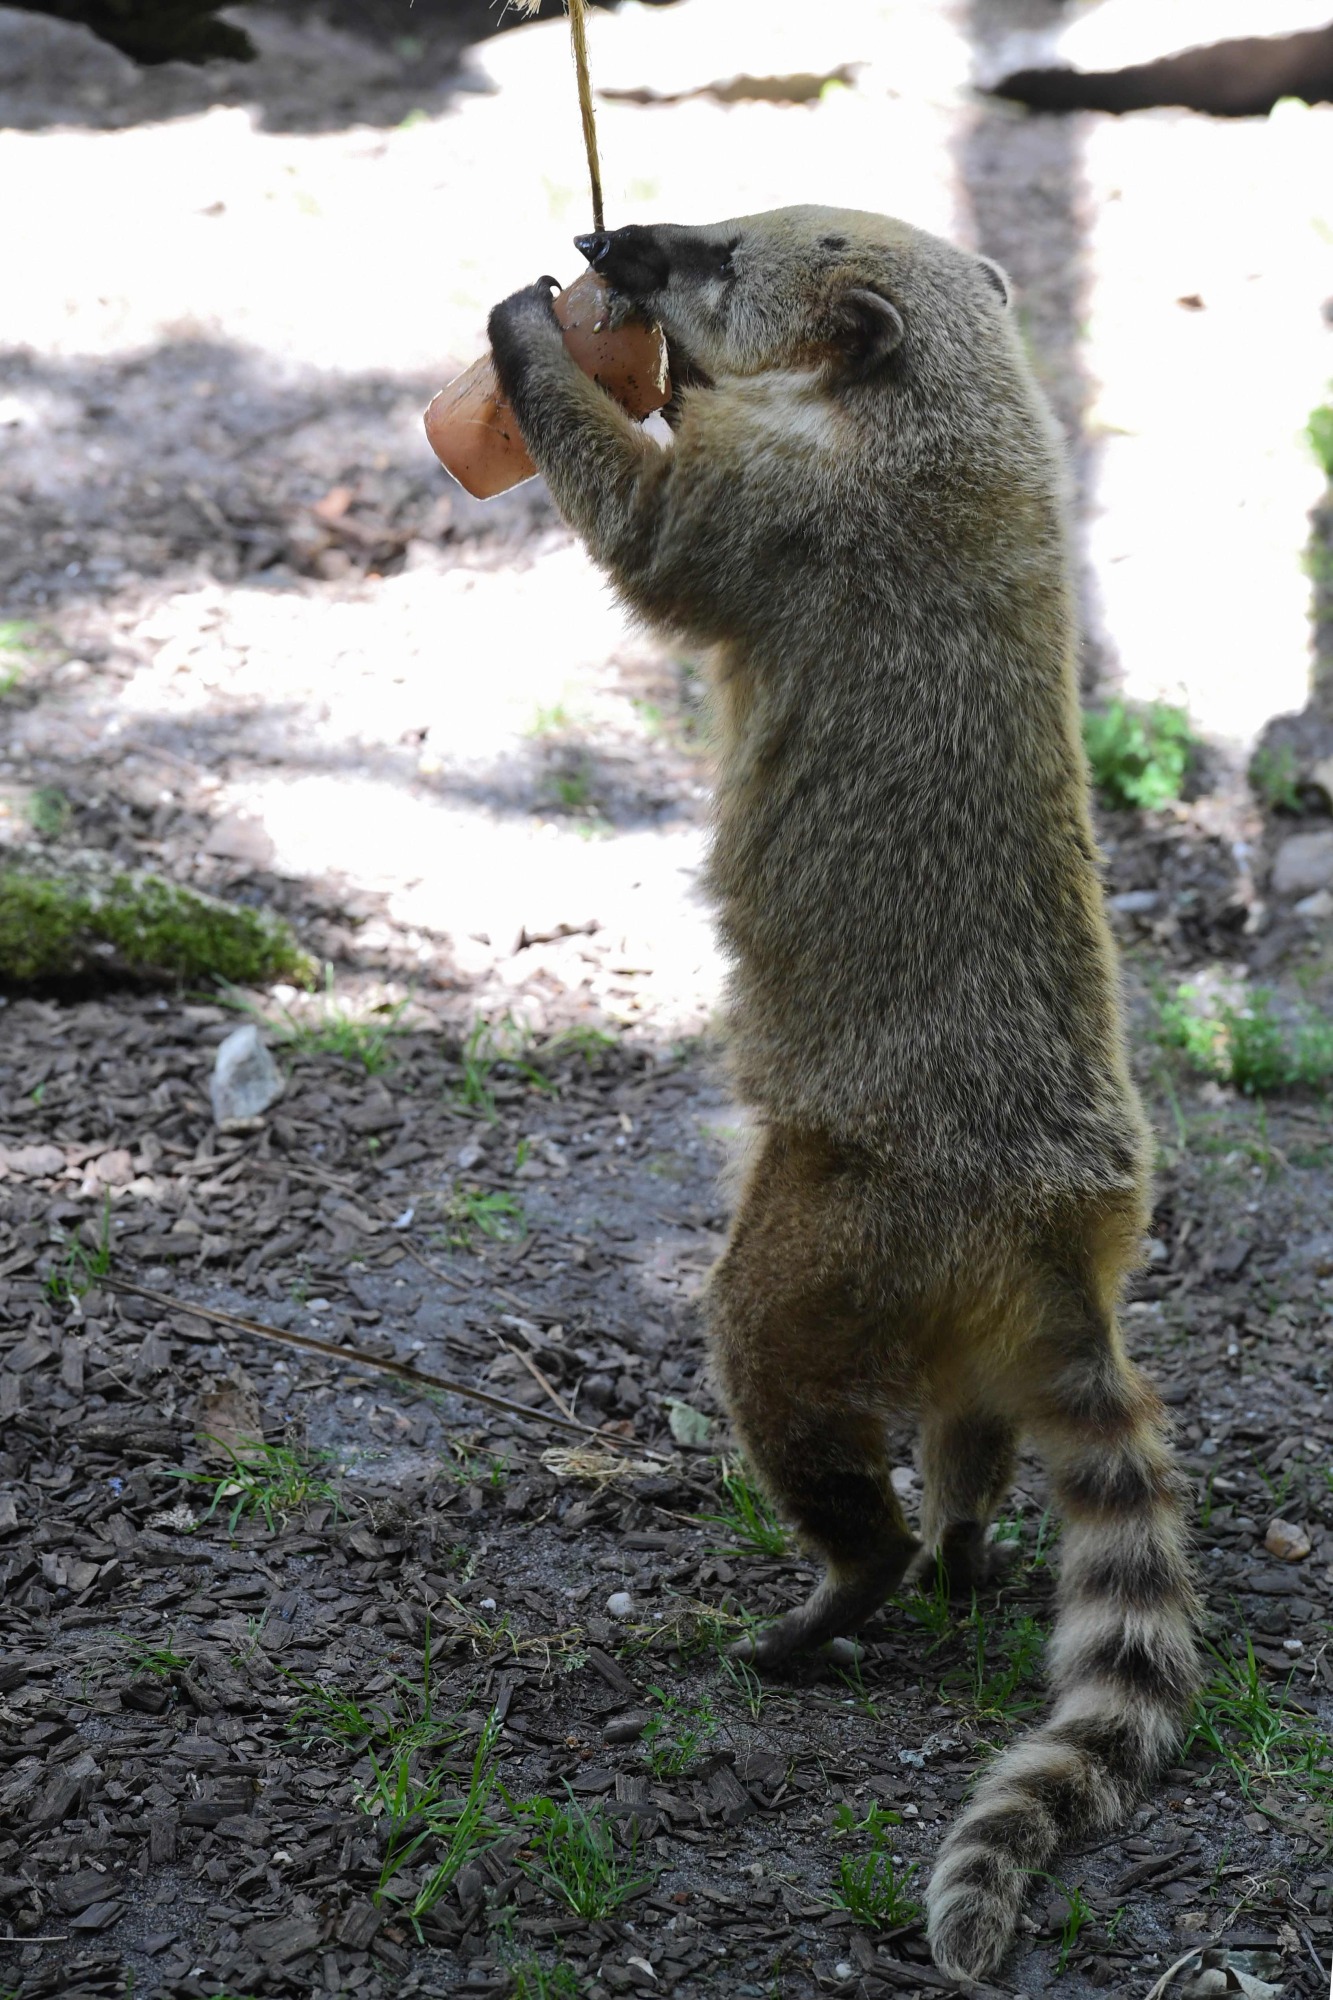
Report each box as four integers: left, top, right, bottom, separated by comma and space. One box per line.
917, 1411, 1018, 1597
707, 1129, 920, 1668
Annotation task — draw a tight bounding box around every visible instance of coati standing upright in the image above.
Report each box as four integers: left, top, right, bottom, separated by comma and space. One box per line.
486, 206, 1201, 1983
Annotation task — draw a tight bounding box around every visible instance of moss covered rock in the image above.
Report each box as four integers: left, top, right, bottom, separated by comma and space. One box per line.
0, 849, 315, 987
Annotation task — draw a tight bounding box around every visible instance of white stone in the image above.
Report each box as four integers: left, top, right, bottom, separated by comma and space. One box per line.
1264, 1517, 1311, 1562
1294, 888, 1333, 920
210, 1025, 283, 1125
605, 1591, 634, 1619
1271, 831, 1333, 898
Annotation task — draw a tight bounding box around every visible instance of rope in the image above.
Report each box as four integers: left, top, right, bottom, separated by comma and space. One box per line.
566, 0, 605, 234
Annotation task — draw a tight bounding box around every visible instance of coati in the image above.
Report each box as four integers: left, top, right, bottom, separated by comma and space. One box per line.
487, 206, 1201, 1982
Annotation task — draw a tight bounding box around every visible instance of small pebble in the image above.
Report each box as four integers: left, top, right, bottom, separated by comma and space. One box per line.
826, 1636, 863, 1668
1282, 1637, 1305, 1656
479, 1597, 497, 1612
603, 1712, 649, 1745
1265, 1518, 1311, 1562
210, 1023, 283, 1126
605, 1591, 634, 1619
834, 1965, 853, 1981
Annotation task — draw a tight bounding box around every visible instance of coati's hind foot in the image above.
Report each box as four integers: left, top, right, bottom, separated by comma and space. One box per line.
730, 1541, 918, 1667
925, 1522, 1019, 1600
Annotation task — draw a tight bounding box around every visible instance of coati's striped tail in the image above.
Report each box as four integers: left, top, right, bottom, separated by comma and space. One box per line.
926, 1389, 1201, 1983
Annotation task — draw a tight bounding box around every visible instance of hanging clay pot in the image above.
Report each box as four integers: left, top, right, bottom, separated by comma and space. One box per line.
423, 269, 670, 500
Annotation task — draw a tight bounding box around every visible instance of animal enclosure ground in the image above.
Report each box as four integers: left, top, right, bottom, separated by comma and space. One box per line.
1, 983, 1332, 2000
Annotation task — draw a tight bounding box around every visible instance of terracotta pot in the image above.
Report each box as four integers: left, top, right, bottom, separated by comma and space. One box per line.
424, 270, 670, 499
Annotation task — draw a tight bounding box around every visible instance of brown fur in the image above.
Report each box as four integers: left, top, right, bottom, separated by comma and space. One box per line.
488, 206, 1201, 1982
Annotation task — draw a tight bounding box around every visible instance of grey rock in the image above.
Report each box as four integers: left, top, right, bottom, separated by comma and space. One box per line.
1108, 889, 1160, 915
210, 1024, 283, 1126
1294, 887, 1333, 920
603, 1711, 649, 1744
605, 1590, 634, 1619
1271, 829, 1333, 897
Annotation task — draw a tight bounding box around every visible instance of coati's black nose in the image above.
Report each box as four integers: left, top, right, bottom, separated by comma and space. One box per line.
572, 224, 670, 297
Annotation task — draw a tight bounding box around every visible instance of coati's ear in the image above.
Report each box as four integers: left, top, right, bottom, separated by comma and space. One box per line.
978, 257, 1010, 307
837, 287, 906, 369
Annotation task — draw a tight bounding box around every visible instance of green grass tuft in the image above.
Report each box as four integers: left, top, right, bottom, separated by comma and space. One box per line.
1189, 1635, 1333, 1826
1307, 400, 1333, 479
0, 619, 32, 697
640, 1686, 717, 1777
167, 1435, 342, 1534
696, 1459, 787, 1557
45, 1196, 113, 1305
1160, 982, 1333, 1094
516, 1790, 649, 1919
442, 1186, 526, 1248
1249, 743, 1305, 815
830, 1803, 920, 1927
455, 1013, 553, 1121
1083, 698, 1194, 810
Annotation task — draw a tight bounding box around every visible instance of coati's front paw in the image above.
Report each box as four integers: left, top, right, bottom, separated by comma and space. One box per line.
487, 278, 564, 399
730, 1546, 917, 1668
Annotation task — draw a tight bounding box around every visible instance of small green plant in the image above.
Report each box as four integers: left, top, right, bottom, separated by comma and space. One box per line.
445, 1439, 510, 1489
830, 1803, 920, 1927
1249, 743, 1305, 815
288, 1627, 461, 1760
1307, 400, 1333, 480
553, 768, 591, 811
167, 1435, 342, 1533
543, 1023, 616, 1064
528, 701, 575, 737
717, 1646, 766, 1721
455, 1014, 552, 1120
1160, 983, 1333, 1095
834, 1655, 884, 1723
224, 972, 407, 1075
1083, 698, 1194, 810
900, 1555, 955, 1641
517, 1789, 649, 1919
45, 1196, 113, 1305
359, 1708, 503, 1922
398, 1713, 505, 1922
442, 1185, 526, 1249
1052, 1881, 1093, 1974
963, 1606, 1046, 1721
119, 1634, 194, 1679
285, 1677, 382, 1749
29, 785, 71, 839
0, 618, 33, 697
511, 1961, 580, 2000
641, 1687, 717, 1777
1188, 1633, 1333, 1825
697, 1460, 787, 1557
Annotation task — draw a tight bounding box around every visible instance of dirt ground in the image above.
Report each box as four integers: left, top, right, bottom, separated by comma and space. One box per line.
2, 1, 1333, 1996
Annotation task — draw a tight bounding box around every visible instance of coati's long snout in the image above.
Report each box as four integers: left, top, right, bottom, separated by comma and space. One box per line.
574, 224, 671, 297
